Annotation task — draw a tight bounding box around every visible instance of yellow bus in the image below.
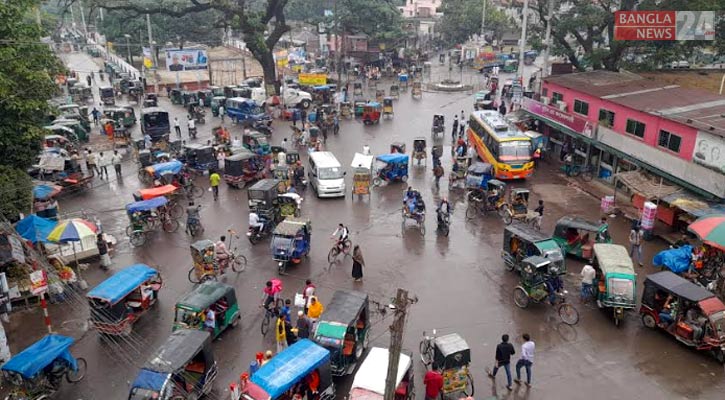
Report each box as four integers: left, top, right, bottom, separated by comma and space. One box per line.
467, 110, 534, 179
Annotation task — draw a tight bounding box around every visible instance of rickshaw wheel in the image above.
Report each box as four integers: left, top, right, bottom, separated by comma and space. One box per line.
502, 210, 513, 225
465, 204, 477, 220
401, 175, 408, 182
190, 186, 204, 198
558, 303, 579, 325
372, 177, 382, 186
513, 287, 530, 308
125, 225, 134, 237
641, 313, 656, 329
231, 255, 247, 272
66, 357, 87, 382
418, 340, 433, 366
162, 219, 180, 233
278, 262, 287, 275
187, 267, 200, 284
168, 203, 184, 219
464, 372, 475, 396
712, 348, 725, 364
129, 231, 145, 247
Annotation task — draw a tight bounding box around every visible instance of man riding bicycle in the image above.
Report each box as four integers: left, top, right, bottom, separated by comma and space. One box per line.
331, 223, 349, 252
186, 202, 201, 233
436, 197, 451, 224
261, 280, 280, 311
215, 235, 230, 269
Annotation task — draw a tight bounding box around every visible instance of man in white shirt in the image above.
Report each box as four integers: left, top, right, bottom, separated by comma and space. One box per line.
514, 333, 535, 387
580, 264, 596, 301
249, 211, 265, 234
174, 117, 181, 137
277, 149, 286, 166
629, 226, 644, 267
219, 105, 225, 123
111, 150, 123, 178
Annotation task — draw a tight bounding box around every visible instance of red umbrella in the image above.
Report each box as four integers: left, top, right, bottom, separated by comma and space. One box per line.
688, 214, 725, 251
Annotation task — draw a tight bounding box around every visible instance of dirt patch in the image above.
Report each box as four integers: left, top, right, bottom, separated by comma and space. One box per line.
639, 70, 724, 93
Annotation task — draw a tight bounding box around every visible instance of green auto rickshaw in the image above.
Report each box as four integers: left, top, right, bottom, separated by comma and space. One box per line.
198, 89, 213, 107
170, 88, 183, 105
210, 85, 224, 97
592, 243, 637, 326
211, 96, 227, 117
52, 118, 89, 142
552, 216, 612, 261
503, 222, 565, 274
173, 281, 241, 339
182, 91, 199, 108
103, 106, 136, 128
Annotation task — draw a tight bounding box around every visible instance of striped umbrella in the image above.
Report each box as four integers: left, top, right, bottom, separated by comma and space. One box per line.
688, 214, 725, 251
46, 219, 97, 243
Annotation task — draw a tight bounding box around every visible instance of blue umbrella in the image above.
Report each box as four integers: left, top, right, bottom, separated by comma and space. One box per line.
15, 215, 57, 244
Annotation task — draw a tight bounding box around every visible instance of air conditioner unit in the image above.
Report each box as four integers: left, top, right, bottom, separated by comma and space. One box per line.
558, 101, 567, 112
541, 96, 550, 105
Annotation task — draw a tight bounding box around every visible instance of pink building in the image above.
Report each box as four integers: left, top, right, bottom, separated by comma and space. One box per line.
398, 0, 441, 18
519, 70, 725, 204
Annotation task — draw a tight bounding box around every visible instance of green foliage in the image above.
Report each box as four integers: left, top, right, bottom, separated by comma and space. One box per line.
286, 0, 329, 23
0, 166, 33, 222
0, 0, 62, 173
439, 0, 512, 46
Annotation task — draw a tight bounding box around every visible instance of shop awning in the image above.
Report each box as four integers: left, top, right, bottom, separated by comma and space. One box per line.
614, 170, 681, 200
520, 110, 596, 144
661, 192, 725, 218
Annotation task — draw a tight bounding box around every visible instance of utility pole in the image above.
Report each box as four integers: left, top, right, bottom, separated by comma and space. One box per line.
146, 14, 159, 94
541, 0, 554, 79
383, 288, 410, 400
79, 1, 88, 38
334, 0, 342, 85
480, 0, 487, 38
516, 0, 530, 79
124, 34, 132, 65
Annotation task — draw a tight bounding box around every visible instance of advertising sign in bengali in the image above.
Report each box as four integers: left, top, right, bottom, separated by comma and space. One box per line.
165, 48, 208, 71
30, 270, 48, 295
298, 73, 327, 86
521, 97, 595, 138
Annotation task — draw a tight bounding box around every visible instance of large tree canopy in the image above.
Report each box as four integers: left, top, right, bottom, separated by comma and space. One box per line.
0, 0, 63, 220
438, 0, 513, 46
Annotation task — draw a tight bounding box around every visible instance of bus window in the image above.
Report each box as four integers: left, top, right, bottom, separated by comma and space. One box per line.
498, 141, 531, 162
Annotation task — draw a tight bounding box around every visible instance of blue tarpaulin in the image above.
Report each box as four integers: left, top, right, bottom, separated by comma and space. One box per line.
652, 245, 693, 274
1, 335, 77, 379
149, 160, 182, 177
87, 264, 158, 304
33, 184, 59, 200
15, 215, 57, 244
125, 196, 169, 213
376, 153, 409, 164
251, 339, 330, 399
131, 368, 168, 391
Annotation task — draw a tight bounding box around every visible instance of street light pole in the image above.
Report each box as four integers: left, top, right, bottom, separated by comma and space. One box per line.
481, 0, 487, 38
146, 14, 159, 94
541, 0, 554, 79
124, 34, 132, 65
516, 0, 530, 79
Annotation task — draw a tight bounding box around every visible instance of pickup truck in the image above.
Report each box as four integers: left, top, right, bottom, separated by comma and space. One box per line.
281, 88, 313, 109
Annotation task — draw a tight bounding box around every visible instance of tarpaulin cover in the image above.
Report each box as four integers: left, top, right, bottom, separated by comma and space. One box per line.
148, 160, 182, 177
33, 184, 62, 200
15, 215, 57, 244
350, 347, 412, 396
1, 334, 77, 379
131, 368, 168, 391
376, 153, 409, 164
87, 264, 158, 304
251, 339, 329, 399
652, 245, 693, 274
125, 196, 169, 213
136, 185, 177, 200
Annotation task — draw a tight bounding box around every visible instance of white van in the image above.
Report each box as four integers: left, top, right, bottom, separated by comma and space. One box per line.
308, 151, 346, 198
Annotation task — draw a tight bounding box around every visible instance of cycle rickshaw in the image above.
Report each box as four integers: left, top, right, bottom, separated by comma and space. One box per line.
419, 332, 473, 399
412, 81, 422, 99
271, 217, 311, 274
133, 184, 184, 219
513, 255, 579, 325
375, 89, 385, 103
383, 97, 394, 119
1, 335, 87, 400
390, 84, 400, 99
412, 137, 427, 167
341, 101, 353, 118
398, 73, 409, 90
351, 152, 374, 199
187, 237, 247, 283
125, 196, 179, 246
402, 189, 426, 235
502, 187, 539, 226
431, 114, 445, 140
448, 156, 469, 189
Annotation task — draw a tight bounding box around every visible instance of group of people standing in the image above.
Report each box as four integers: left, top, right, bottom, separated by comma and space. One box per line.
81, 148, 123, 180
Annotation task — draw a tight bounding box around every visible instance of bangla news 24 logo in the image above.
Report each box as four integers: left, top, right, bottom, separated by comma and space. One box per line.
614, 11, 715, 41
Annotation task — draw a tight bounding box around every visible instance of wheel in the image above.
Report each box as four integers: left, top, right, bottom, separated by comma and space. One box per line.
231, 314, 241, 328
168, 203, 184, 219
463, 372, 475, 396
66, 357, 87, 382
372, 177, 382, 186
465, 204, 477, 220
513, 286, 530, 308
129, 231, 145, 247
301, 99, 311, 109
441, 225, 449, 237
187, 267, 200, 284
328, 247, 340, 263
401, 175, 408, 182
261, 314, 271, 335
641, 313, 657, 329
419, 340, 433, 365
125, 225, 134, 237
558, 303, 579, 325
712, 348, 725, 364
419, 223, 426, 235
582, 169, 594, 182
231, 255, 247, 272
278, 262, 287, 275
502, 209, 513, 225
138, 169, 149, 183
162, 218, 179, 233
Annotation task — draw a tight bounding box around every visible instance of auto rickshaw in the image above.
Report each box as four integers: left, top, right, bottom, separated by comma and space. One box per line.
1, 335, 88, 400
348, 347, 414, 400
183, 143, 217, 172
144, 93, 158, 108
104, 106, 136, 128
412, 81, 422, 99
353, 82, 364, 98
502, 222, 566, 274
248, 179, 282, 224
362, 102, 382, 125
383, 97, 394, 118
448, 156, 469, 189
502, 187, 537, 225
313, 290, 370, 376
375, 89, 385, 103
353, 100, 367, 117
232, 339, 335, 400
513, 256, 579, 325
592, 243, 637, 326
210, 85, 224, 97
390, 142, 406, 154
390, 84, 400, 99
128, 329, 217, 400
503, 59, 519, 73
340, 101, 352, 118
271, 217, 311, 274
128, 86, 141, 103
351, 152, 374, 199
272, 165, 291, 192
224, 150, 267, 189
412, 137, 427, 166
373, 153, 408, 186
173, 281, 241, 338
87, 264, 162, 336
243, 131, 271, 155
211, 95, 227, 117
182, 91, 199, 108
639, 271, 725, 363
198, 89, 213, 107
139, 159, 183, 186
431, 114, 445, 139
398, 73, 409, 90
473, 90, 494, 110
170, 88, 183, 105
278, 192, 302, 218
552, 216, 612, 260
420, 333, 473, 398
99, 85, 115, 105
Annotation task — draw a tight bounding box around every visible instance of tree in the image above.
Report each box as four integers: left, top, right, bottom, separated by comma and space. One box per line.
438, 0, 512, 46
0, 0, 63, 220
89, 0, 292, 94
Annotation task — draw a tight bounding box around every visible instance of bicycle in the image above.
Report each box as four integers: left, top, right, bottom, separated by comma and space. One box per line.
328, 237, 352, 263
183, 182, 204, 199
260, 298, 284, 336
419, 329, 437, 366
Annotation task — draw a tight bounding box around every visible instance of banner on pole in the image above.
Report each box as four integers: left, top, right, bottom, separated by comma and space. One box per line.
165, 48, 208, 71
299, 73, 327, 86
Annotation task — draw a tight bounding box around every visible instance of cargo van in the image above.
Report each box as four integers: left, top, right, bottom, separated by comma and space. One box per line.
308, 151, 345, 198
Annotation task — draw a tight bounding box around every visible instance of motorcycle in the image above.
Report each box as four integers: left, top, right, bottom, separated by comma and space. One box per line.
252, 120, 273, 136
436, 210, 450, 237
247, 221, 273, 244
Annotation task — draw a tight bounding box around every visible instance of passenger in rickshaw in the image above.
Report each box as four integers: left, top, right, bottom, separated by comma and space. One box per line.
403, 188, 424, 216
513, 193, 527, 214
414, 140, 425, 153
487, 186, 501, 206
455, 139, 467, 157
544, 272, 564, 305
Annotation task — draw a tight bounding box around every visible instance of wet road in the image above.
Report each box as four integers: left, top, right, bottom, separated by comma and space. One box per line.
11, 51, 725, 400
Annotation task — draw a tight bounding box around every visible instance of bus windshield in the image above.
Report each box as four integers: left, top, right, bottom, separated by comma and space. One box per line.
498, 141, 531, 162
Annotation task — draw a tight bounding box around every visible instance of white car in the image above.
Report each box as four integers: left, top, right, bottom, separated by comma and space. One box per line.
282, 88, 312, 109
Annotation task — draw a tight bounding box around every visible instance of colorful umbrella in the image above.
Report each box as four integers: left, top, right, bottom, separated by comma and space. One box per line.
688, 214, 725, 251
46, 219, 97, 243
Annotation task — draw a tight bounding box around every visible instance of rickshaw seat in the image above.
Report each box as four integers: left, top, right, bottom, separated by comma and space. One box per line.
356, 320, 365, 329
185, 361, 205, 374
343, 336, 355, 356
126, 300, 143, 309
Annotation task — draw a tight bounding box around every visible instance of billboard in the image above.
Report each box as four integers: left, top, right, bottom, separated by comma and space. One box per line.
614, 11, 715, 41
299, 73, 327, 86
165, 48, 208, 71
693, 131, 725, 174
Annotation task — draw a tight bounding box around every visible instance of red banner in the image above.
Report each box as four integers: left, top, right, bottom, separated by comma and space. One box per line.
521, 98, 596, 138
614, 11, 676, 41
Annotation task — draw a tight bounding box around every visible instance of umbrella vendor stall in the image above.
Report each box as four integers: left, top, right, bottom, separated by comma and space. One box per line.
46, 219, 98, 289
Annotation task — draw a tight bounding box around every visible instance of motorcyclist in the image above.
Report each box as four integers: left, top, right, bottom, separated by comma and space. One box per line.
249, 211, 265, 235
293, 161, 305, 186
186, 201, 202, 234
436, 197, 451, 225
331, 223, 349, 252
403, 187, 418, 215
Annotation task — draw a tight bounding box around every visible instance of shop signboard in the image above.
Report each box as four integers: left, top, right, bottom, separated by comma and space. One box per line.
521, 97, 596, 139
29, 270, 48, 295
299, 73, 327, 86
